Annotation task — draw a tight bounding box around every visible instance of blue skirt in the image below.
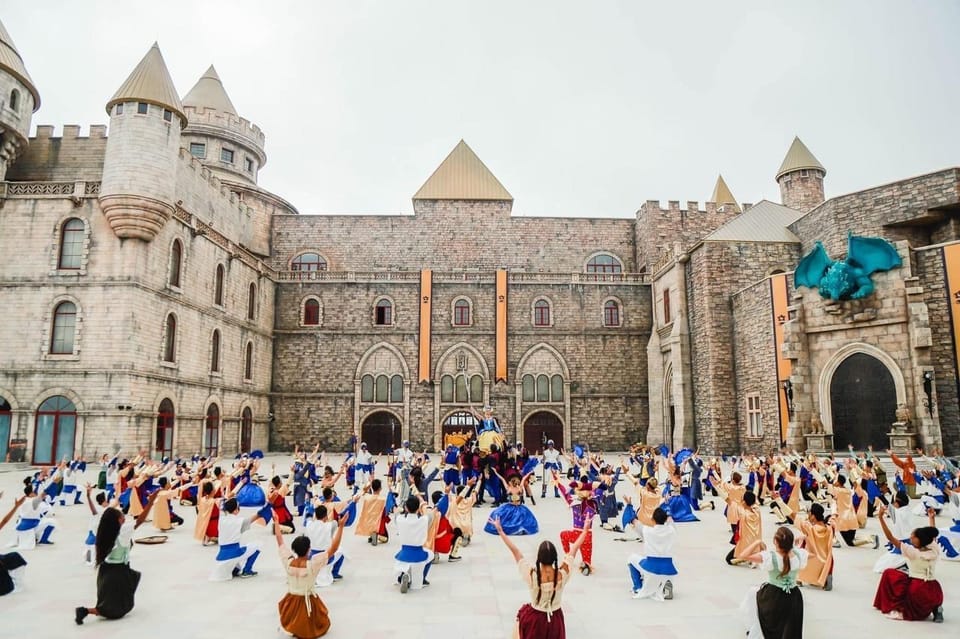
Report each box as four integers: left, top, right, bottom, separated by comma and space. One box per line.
236, 483, 266, 508
662, 495, 699, 523
484, 503, 539, 536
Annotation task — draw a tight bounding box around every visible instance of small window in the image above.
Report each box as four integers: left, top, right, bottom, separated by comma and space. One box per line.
163, 314, 177, 362
533, 299, 551, 327
50, 301, 77, 354
800, 169, 809, 177
603, 300, 620, 327
210, 330, 221, 373
245, 157, 254, 173
536, 374, 550, 402
455, 375, 468, 403
521, 375, 535, 402
163, 109, 172, 122
214, 264, 225, 306
220, 147, 234, 164
247, 283, 257, 320
375, 375, 388, 403
303, 299, 320, 326
470, 375, 483, 402
58, 218, 85, 270
203, 404, 220, 457
440, 375, 454, 403
169, 239, 183, 288
747, 394, 763, 438
663, 290, 672, 324
551, 375, 564, 401
244, 342, 253, 380
390, 375, 404, 402
586, 254, 623, 274
115, 103, 124, 115
189, 142, 206, 158
453, 298, 471, 326
137, 102, 148, 114
291, 252, 327, 272
361, 375, 374, 402
9, 89, 20, 111
375, 299, 393, 326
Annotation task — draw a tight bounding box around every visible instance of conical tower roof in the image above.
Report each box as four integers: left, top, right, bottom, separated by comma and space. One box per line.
413, 140, 512, 201
710, 174, 741, 212
776, 136, 825, 180
106, 43, 185, 126
183, 65, 237, 115
0, 18, 40, 111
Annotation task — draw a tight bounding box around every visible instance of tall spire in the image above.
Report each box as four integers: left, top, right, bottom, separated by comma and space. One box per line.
106, 42, 185, 125
413, 140, 512, 201
776, 136, 825, 180
0, 18, 40, 110
710, 174, 740, 212
183, 65, 237, 115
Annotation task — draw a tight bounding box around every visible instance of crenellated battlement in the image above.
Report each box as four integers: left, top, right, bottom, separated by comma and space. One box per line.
32, 124, 108, 139
183, 106, 265, 149
638, 199, 748, 216
177, 146, 254, 217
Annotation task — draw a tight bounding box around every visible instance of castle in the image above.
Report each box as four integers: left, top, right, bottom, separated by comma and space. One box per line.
1, 26, 958, 464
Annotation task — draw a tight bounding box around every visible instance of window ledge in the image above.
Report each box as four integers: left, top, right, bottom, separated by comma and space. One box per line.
209, 371, 223, 378
242, 378, 253, 385
213, 304, 225, 312
167, 285, 183, 295
43, 353, 79, 362
160, 361, 178, 370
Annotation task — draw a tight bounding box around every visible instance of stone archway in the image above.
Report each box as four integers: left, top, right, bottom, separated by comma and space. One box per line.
361, 410, 402, 454
523, 410, 565, 454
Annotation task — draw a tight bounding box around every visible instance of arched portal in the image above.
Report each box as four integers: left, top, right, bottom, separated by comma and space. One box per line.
829, 353, 897, 450
361, 411, 401, 454
155, 399, 175, 459
523, 411, 564, 454
441, 410, 477, 448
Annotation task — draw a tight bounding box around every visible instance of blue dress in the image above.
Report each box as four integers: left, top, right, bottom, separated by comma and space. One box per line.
484, 497, 539, 536
661, 484, 698, 523
235, 470, 266, 507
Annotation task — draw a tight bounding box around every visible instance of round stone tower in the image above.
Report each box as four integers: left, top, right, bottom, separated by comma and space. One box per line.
0, 18, 40, 181
99, 43, 186, 242
776, 136, 826, 213
181, 65, 266, 186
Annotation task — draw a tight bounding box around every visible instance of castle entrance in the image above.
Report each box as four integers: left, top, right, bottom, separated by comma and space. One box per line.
361, 411, 401, 454
829, 353, 897, 450
523, 411, 564, 454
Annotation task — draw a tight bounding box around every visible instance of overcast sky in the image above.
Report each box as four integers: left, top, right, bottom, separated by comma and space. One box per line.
4, 1, 958, 217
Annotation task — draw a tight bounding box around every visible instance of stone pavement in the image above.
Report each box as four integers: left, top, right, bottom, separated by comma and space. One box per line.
0, 454, 955, 638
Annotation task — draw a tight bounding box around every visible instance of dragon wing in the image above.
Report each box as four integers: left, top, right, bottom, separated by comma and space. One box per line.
846, 234, 902, 275
794, 242, 833, 289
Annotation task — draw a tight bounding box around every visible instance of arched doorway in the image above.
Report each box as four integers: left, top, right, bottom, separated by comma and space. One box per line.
523, 411, 564, 454
240, 407, 253, 453
830, 353, 897, 450
442, 410, 477, 448
34, 395, 77, 465
155, 399, 174, 459
203, 404, 220, 457
361, 411, 401, 454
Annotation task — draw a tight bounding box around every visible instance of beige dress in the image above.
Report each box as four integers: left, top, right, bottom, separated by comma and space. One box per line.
733, 504, 763, 560
277, 546, 331, 638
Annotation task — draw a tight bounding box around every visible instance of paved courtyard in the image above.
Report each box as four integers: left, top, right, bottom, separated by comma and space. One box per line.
1, 454, 955, 638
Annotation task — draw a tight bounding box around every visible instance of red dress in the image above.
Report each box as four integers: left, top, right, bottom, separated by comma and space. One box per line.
206, 502, 220, 538
873, 544, 943, 621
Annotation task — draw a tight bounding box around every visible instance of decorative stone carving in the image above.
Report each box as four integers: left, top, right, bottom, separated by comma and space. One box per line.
99, 194, 172, 241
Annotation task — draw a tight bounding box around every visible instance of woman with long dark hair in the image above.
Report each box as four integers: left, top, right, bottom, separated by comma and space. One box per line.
75, 490, 158, 625
873, 505, 944, 622
491, 514, 590, 639
740, 526, 808, 638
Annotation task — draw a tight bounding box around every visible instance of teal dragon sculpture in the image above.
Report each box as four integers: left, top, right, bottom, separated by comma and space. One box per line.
794, 234, 902, 301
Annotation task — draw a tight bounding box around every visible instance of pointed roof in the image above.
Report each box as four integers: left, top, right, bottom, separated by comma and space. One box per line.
413, 140, 512, 201
710, 174, 741, 212
703, 200, 803, 243
0, 18, 40, 111
106, 43, 185, 126
183, 65, 237, 115
776, 136, 825, 180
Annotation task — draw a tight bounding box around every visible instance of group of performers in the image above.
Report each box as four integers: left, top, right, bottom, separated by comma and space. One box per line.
1, 429, 957, 639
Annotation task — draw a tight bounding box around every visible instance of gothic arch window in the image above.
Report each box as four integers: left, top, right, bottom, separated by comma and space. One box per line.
9, 89, 20, 112
536, 374, 550, 401
603, 298, 622, 327
247, 282, 257, 320
440, 375, 454, 403
203, 403, 220, 457
452, 297, 472, 326
163, 313, 177, 363
551, 374, 564, 401
244, 341, 254, 381
214, 264, 225, 307
58, 218, 85, 270
361, 375, 375, 402
210, 329, 221, 373
50, 301, 77, 354
374, 297, 394, 326
290, 252, 328, 272
532, 298, 552, 327
391, 375, 404, 403
522, 374, 535, 401
585, 253, 623, 273
301, 297, 322, 326
375, 375, 389, 402
470, 375, 483, 401
169, 239, 183, 288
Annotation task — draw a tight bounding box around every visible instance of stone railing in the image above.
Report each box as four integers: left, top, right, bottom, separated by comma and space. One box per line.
1, 180, 102, 197
275, 270, 649, 285
652, 248, 674, 274
170, 205, 271, 276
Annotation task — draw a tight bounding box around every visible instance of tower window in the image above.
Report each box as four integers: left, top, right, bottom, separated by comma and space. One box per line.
163, 109, 172, 122
245, 157, 254, 172
375, 299, 393, 326
58, 218, 85, 270
214, 264, 225, 306
50, 302, 77, 354
533, 299, 551, 327
137, 102, 148, 114
115, 103, 124, 115
220, 148, 234, 164
800, 169, 809, 177
189, 143, 206, 158
9, 89, 20, 112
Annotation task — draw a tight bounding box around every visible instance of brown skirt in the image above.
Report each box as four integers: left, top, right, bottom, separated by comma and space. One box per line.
517, 603, 565, 639
278, 593, 330, 639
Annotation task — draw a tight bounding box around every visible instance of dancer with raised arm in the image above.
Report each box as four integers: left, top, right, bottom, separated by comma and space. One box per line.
628, 507, 678, 601
873, 505, 944, 623
0, 493, 28, 595
740, 526, 808, 639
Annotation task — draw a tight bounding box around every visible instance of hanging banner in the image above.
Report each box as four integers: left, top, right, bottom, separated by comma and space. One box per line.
496, 270, 508, 382
770, 273, 792, 443
418, 269, 432, 382
943, 244, 960, 398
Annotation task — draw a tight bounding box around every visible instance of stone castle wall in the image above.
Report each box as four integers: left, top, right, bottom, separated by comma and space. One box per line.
6, 125, 107, 182
634, 200, 740, 270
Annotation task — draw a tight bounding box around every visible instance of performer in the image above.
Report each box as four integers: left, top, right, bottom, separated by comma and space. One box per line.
797, 503, 834, 591
14, 473, 59, 549
210, 497, 264, 581
1, 494, 28, 596
541, 440, 562, 499
74, 491, 159, 625
304, 505, 347, 586
557, 474, 597, 575
621, 476, 661, 541
628, 507, 677, 601
428, 489, 464, 562
771, 463, 801, 525
740, 526, 808, 639
597, 464, 621, 530
355, 442, 375, 488
151, 476, 186, 532
661, 467, 699, 523
490, 515, 590, 639
355, 479, 390, 546
396, 441, 415, 503
829, 475, 878, 549
888, 450, 918, 499
268, 475, 296, 534
235, 458, 267, 509
275, 517, 346, 639
83, 484, 107, 566
873, 505, 944, 622
446, 479, 478, 547
394, 496, 434, 593
727, 490, 762, 566
722, 471, 747, 544
59, 457, 84, 506
874, 491, 913, 573
938, 483, 960, 560
483, 469, 539, 536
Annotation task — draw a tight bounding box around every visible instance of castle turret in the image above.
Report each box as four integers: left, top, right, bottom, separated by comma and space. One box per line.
776, 136, 825, 212
99, 43, 185, 242
182, 65, 266, 186
710, 174, 741, 213
0, 18, 40, 181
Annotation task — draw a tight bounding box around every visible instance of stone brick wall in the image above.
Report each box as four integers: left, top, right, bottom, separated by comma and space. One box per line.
778, 170, 824, 213
6, 125, 106, 182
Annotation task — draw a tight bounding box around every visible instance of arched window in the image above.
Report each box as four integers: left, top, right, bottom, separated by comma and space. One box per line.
247, 283, 257, 320
50, 301, 77, 354
375, 375, 388, 402
375, 299, 393, 325
440, 375, 454, 403
551, 375, 564, 401
33, 395, 77, 465
586, 254, 623, 273
303, 298, 320, 326
169, 239, 183, 288
214, 264, 225, 306
58, 218, 84, 269
522, 374, 535, 401
291, 252, 327, 272
470, 375, 484, 402
156, 399, 174, 458
390, 375, 404, 402
210, 330, 221, 373
9, 89, 19, 112
240, 407, 253, 453
455, 375, 468, 403
533, 299, 551, 327
453, 298, 471, 326
603, 300, 621, 327
203, 403, 219, 457
163, 314, 177, 362
536, 374, 550, 401
361, 375, 375, 402
244, 342, 253, 380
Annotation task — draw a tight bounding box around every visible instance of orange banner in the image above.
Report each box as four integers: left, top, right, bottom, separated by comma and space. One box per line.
418, 270, 432, 382
771, 273, 792, 442
944, 244, 960, 393
496, 270, 508, 382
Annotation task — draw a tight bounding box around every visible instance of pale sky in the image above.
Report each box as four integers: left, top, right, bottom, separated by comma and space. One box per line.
4, 1, 958, 217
